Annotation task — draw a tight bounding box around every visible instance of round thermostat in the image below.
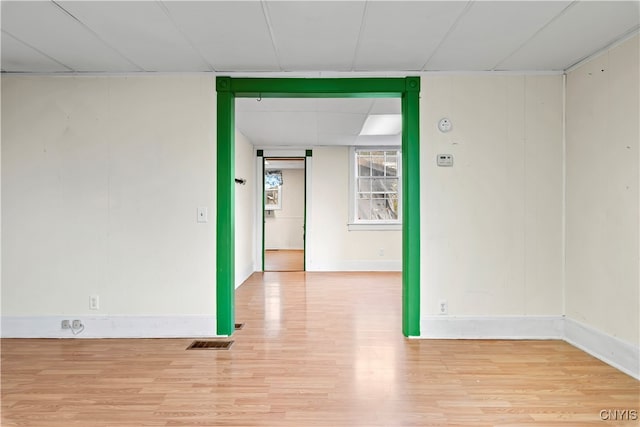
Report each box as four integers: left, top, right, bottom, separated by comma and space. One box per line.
438, 118, 452, 133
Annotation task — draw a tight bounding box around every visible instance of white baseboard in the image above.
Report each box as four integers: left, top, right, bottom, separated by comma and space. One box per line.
235, 263, 255, 289
420, 315, 565, 339
1, 315, 221, 338
419, 315, 639, 379
564, 317, 639, 380
307, 259, 401, 272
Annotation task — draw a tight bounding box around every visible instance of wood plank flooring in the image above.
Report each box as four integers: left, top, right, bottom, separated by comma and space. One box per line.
264, 250, 304, 271
2, 272, 639, 426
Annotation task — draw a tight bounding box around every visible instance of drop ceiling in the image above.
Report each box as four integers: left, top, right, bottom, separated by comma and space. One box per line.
2, 1, 638, 147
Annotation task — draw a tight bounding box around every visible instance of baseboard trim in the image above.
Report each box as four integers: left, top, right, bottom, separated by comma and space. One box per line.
419, 315, 639, 379
420, 315, 565, 339
307, 260, 401, 272
235, 263, 255, 289
564, 317, 639, 380
1, 315, 220, 338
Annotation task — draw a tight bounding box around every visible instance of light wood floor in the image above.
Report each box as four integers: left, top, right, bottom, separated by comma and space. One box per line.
2, 272, 638, 426
264, 249, 304, 271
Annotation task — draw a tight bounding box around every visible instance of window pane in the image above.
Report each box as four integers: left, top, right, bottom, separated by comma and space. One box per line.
371, 197, 388, 220
358, 160, 371, 177
385, 155, 398, 176
370, 178, 383, 192
358, 178, 371, 192
357, 197, 371, 220
370, 156, 384, 176
371, 178, 398, 192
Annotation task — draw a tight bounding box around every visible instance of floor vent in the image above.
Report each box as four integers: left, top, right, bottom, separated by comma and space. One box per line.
235, 323, 245, 330
186, 340, 233, 350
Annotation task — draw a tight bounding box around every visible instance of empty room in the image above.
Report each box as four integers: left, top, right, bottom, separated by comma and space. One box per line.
1, 1, 639, 426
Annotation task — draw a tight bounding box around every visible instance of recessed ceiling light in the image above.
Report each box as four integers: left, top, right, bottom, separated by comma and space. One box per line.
360, 114, 402, 136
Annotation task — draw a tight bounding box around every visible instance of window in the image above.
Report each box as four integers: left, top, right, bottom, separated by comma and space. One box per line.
349, 148, 401, 230
265, 170, 282, 210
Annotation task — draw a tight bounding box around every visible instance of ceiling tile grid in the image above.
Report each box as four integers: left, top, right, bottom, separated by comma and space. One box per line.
498, 1, 640, 71
263, 1, 366, 71
1, 1, 637, 74
425, 1, 573, 71
353, 1, 470, 71
56, 1, 212, 72
161, 1, 281, 71
2, 1, 142, 72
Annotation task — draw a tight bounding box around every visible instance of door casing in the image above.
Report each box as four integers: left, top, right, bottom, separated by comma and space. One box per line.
260, 154, 308, 272
216, 77, 420, 337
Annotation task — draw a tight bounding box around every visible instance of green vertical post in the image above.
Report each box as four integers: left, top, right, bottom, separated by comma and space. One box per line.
402, 77, 421, 337
216, 77, 235, 336
304, 150, 312, 272
259, 152, 265, 272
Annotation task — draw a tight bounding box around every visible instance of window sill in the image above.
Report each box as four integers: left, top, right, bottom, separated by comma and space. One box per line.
347, 223, 402, 231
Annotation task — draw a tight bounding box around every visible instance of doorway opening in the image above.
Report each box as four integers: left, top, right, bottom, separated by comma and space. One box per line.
263, 157, 306, 272
216, 77, 421, 337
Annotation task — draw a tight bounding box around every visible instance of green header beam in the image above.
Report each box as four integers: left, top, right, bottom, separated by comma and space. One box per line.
225, 77, 407, 98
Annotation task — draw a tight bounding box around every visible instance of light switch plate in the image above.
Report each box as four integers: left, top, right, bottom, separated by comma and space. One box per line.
197, 207, 208, 223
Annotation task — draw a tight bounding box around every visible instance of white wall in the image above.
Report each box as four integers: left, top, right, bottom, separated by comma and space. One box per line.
2, 75, 217, 336
265, 168, 305, 250
421, 75, 564, 320
307, 146, 402, 271
234, 131, 256, 288
565, 35, 639, 346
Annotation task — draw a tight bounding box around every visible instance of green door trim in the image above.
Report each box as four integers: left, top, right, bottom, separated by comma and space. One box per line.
261, 154, 307, 273
216, 77, 420, 337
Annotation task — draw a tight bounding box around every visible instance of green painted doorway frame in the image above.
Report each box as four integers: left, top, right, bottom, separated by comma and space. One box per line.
259, 153, 309, 272
216, 76, 421, 337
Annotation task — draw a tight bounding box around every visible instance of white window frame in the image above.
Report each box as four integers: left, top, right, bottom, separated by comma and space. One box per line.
348, 146, 402, 231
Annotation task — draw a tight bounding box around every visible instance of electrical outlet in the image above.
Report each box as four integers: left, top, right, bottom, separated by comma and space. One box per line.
72, 320, 83, 330
61, 320, 71, 329
438, 299, 448, 315
379, 248, 384, 257
90, 295, 99, 310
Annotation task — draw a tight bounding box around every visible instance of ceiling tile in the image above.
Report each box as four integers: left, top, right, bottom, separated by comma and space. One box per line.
317, 133, 358, 146
265, 1, 366, 71
369, 98, 401, 114
236, 111, 318, 146
354, 1, 468, 71
498, 1, 640, 71
56, 1, 211, 72
426, 1, 572, 71
317, 112, 367, 135
162, 1, 280, 71
1, 1, 140, 72
1, 31, 71, 72
315, 98, 372, 113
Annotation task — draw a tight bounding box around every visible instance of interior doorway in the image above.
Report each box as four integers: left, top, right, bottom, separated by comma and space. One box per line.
216, 76, 421, 337
263, 157, 306, 272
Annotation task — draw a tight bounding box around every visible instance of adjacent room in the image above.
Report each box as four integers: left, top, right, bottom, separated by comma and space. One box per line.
1, 1, 638, 425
